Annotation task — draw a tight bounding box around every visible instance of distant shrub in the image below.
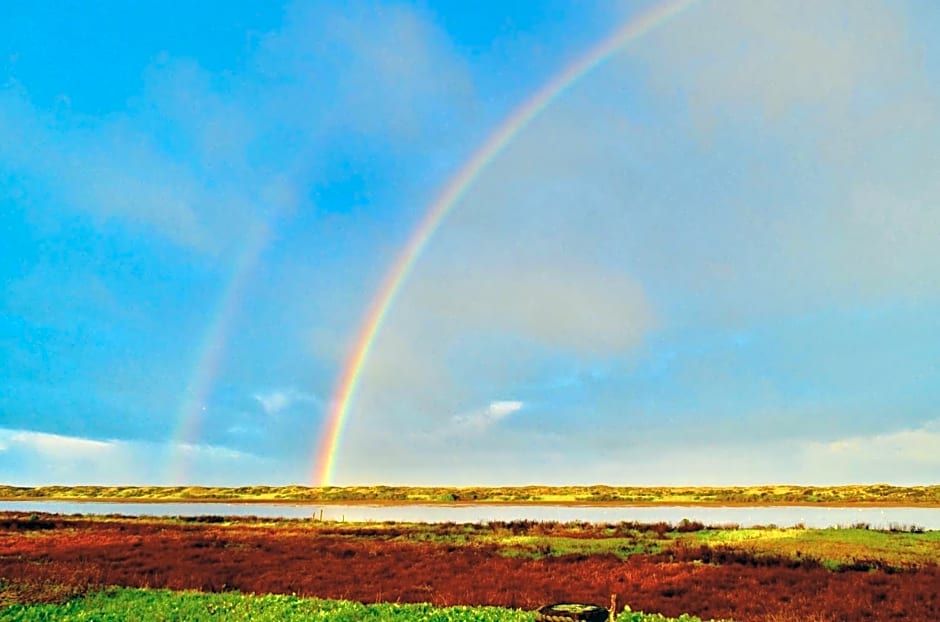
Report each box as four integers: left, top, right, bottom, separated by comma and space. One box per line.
676, 519, 705, 533
885, 523, 925, 534
180, 515, 227, 524
649, 522, 671, 537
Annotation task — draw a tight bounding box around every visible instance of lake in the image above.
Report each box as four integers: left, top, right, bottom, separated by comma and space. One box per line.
1, 501, 937, 530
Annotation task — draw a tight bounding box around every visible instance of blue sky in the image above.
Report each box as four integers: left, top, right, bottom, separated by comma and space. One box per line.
2, 0, 939, 486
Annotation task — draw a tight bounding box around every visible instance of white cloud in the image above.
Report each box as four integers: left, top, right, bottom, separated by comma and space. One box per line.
2, 429, 116, 459
0, 428, 271, 486
252, 388, 319, 416
254, 391, 290, 416
450, 400, 524, 434
802, 420, 940, 483
488, 400, 525, 417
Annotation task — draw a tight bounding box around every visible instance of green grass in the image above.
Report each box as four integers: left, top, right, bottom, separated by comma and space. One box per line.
681, 526, 940, 567
487, 534, 659, 558
359, 520, 939, 567
0, 588, 719, 621
485, 527, 940, 567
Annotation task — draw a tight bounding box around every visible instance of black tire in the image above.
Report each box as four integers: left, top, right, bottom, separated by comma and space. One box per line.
534, 603, 610, 622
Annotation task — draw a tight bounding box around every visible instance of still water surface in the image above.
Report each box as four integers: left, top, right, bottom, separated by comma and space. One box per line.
1, 501, 937, 530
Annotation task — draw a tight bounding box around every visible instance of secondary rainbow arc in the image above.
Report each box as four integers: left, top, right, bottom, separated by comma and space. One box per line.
168, 223, 270, 484
313, 0, 699, 486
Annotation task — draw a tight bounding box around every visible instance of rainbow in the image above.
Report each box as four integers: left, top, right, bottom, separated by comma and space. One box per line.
168, 223, 269, 484
312, 0, 699, 486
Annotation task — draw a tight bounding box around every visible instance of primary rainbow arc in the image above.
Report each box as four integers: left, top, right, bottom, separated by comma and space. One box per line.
313, 0, 699, 486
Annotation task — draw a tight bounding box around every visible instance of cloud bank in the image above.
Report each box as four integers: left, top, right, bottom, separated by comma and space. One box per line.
0, 428, 271, 486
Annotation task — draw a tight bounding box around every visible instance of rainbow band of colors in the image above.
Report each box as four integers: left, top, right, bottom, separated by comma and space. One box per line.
312, 0, 699, 486
169, 224, 270, 484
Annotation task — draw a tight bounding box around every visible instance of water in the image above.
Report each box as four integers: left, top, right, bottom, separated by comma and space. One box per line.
1, 501, 937, 530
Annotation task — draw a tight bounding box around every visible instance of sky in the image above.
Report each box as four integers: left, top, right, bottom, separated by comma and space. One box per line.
2, 0, 939, 487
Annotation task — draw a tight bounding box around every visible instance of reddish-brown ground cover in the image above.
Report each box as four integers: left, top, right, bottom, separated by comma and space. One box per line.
1, 515, 937, 621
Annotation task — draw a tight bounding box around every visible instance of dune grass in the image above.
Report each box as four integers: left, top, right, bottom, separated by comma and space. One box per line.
1, 483, 938, 505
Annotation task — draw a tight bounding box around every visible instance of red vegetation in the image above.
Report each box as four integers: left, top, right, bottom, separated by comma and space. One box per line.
0, 514, 936, 621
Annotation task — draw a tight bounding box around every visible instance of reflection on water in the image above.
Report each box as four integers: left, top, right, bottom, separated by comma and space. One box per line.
1, 501, 937, 530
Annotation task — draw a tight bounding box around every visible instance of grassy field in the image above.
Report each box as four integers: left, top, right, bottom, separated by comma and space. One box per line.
683, 525, 940, 568
294, 518, 940, 568
0, 588, 719, 621
8, 511, 937, 568
1, 514, 936, 620
1, 483, 939, 505
484, 526, 939, 568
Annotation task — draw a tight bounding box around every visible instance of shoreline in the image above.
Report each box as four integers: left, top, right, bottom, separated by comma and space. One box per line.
2, 496, 939, 508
